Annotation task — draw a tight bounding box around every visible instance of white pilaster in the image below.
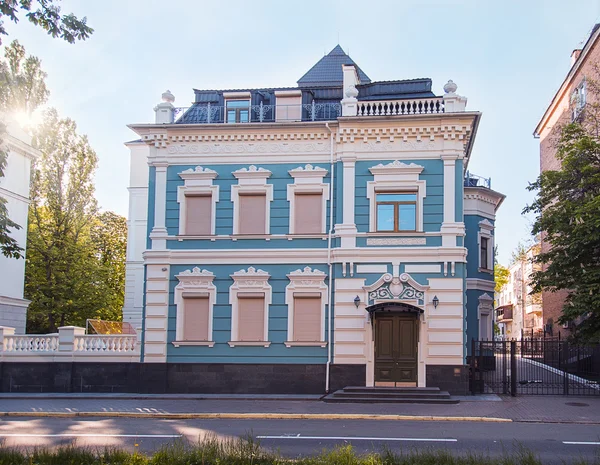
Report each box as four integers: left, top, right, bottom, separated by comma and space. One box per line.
440, 153, 464, 247
143, 262, 170, 363
336, 156, 358, 248
150, 162, 168, 250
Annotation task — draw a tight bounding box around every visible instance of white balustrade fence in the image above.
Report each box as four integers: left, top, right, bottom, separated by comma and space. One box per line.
356, 98, 445, 117
0, 326, 140, 362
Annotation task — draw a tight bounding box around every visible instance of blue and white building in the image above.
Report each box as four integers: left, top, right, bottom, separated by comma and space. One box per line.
124, 46, 504, 394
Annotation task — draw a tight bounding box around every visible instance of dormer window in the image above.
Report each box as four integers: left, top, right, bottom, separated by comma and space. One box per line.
226, 100, 250, 123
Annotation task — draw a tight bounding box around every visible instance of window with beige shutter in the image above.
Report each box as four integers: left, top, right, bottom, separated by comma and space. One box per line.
238, 193, 267, 234
293, 293, 322, 342
182, 296, 210, 341
294, 193, 323, 234
237, 293, 266, 341
184, 194, 212, 235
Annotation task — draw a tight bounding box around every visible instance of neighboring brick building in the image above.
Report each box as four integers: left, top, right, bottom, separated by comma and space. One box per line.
533, 24, 600, 336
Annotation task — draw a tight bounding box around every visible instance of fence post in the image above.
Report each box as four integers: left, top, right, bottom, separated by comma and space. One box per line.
563, 341, 569, 395
510, 340, 517, 397
470, 339, 476, 394
502, 339, 508, 394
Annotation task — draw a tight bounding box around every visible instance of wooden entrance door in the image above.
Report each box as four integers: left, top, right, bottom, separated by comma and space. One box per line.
374, 314, 418, 383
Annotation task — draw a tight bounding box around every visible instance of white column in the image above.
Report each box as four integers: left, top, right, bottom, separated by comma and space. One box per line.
150, 162, 168, 250
336, 155, 358, 248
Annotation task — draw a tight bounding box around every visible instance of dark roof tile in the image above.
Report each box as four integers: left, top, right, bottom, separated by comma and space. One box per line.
297, 45, 371, 87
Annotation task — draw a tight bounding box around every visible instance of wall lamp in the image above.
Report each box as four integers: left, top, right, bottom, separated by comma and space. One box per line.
432, 295, 439, 308
354, 295, 361, 308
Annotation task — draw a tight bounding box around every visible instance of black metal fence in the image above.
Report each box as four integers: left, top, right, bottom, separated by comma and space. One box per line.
470, 339, 600, 396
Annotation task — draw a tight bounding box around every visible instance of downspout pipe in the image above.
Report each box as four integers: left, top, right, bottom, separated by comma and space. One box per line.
324, 122, 335, 393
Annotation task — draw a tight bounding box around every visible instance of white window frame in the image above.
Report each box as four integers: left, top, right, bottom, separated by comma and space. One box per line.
173, 267, 216, 347
285, 266, 328, 347
228, 267, 272, 347
223, 91, 251, 124
367, 161, 426, 233
287, 164, 329, 235
177, 166, 219, 236
231, 165, 273, 235
571, 78, 587, 121
478, 292, 494, 340
478, 219, 494, 273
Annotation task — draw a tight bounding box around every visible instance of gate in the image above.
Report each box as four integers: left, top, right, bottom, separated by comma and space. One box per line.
470, 339, 600, 396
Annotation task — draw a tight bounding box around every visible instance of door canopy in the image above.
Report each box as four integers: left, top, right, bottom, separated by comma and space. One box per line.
365, 301, 424, 316
363, 273, 428, 306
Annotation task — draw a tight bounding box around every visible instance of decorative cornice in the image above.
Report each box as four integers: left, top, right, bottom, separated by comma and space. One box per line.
287, 266, 327, 279
232, 166, 272, 179
231, 266, 270, 282
178, 166, 218, 181
369, 160, 424, 176
175, 267, 216, 287
479, 292, 494, 302
288, 164, 328, 179
337, 124, 472, 144
177, 267, 214, 277
479, 219, 494, 231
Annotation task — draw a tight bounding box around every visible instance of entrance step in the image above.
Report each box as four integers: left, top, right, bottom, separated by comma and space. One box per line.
322, 386, 459, 404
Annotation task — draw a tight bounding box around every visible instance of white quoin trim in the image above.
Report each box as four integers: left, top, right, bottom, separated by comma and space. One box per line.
287, 165, 329, 235
285, 266, 328, 347
177, 167, 219, 236
229, 267, 272, 346
231, 166, 273, 235
367, 160, 426, 232
173, 267, 217, 347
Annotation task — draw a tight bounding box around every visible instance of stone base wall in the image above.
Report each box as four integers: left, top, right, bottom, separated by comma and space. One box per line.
426, 364, 469, 395
0, 362, 365, 394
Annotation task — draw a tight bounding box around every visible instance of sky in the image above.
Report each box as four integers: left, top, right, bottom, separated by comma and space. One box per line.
5, 0, 600, 265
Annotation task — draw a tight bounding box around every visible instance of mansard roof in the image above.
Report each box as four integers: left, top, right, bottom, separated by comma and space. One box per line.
297, 45, 371, 87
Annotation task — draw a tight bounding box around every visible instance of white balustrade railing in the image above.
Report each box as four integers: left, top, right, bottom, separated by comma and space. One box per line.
74, 335, 138, 353
3, 334, 59, 352
356, 98, 445, 116
0, 326, 140, 361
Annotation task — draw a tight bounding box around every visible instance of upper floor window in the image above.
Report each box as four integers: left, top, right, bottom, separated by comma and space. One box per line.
572, 79, 586, 121
367, 161, 425, 233
177, 167, 219, 237
287, 164, 329, 235
480, 236, 489, 270
376, 192, 417, 232
226, 100, 250, 123
232, 166, 273, 236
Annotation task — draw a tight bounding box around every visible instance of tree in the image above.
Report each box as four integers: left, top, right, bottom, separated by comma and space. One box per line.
524, 122, 600, 341
494, 264, 510, 294
0, 40, 48, 258
0, 0, 93, 44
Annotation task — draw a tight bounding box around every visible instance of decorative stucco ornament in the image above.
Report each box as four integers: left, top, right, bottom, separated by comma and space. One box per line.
345, 85, 359, 98
162, 90, 175, 103
443, 80, 457, 94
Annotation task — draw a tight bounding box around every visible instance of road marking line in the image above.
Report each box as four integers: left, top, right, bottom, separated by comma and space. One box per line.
257, 435, 456, 442
0, 434, 182, 438
563, 441, 600, 445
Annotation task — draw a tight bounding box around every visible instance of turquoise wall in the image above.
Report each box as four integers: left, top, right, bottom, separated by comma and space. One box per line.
166, 263, 332, 363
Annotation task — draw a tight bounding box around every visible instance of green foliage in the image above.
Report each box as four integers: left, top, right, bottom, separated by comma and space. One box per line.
524, 122, 600, 341
494, 264, 510, 294
0, 40, 49, 258
25, 109, 126, 333
0, 0, 93, 44
0, 440, 558, 465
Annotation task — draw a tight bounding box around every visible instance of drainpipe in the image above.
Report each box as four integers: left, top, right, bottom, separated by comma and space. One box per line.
324, 122, 335, 393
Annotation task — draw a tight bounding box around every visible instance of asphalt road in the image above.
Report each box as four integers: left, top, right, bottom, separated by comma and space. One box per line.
0, 417, 599, 464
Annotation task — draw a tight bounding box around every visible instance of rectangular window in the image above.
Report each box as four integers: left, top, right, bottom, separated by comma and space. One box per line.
184, 194, 212, 235
375, 192, 417, 232
226, 100, 250, 123
481, 237, 489, 269
182, 297, 210, 341
293, 294, 321, 341
238, 294, 265, 341
238, 193, 267, 234
294, 193, 323, 234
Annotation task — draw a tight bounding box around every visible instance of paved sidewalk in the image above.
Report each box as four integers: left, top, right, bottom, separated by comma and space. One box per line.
0, 394, 599, 423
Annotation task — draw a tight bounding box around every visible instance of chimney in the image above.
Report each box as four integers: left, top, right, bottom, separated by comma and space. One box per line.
571, 49, 582, 67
